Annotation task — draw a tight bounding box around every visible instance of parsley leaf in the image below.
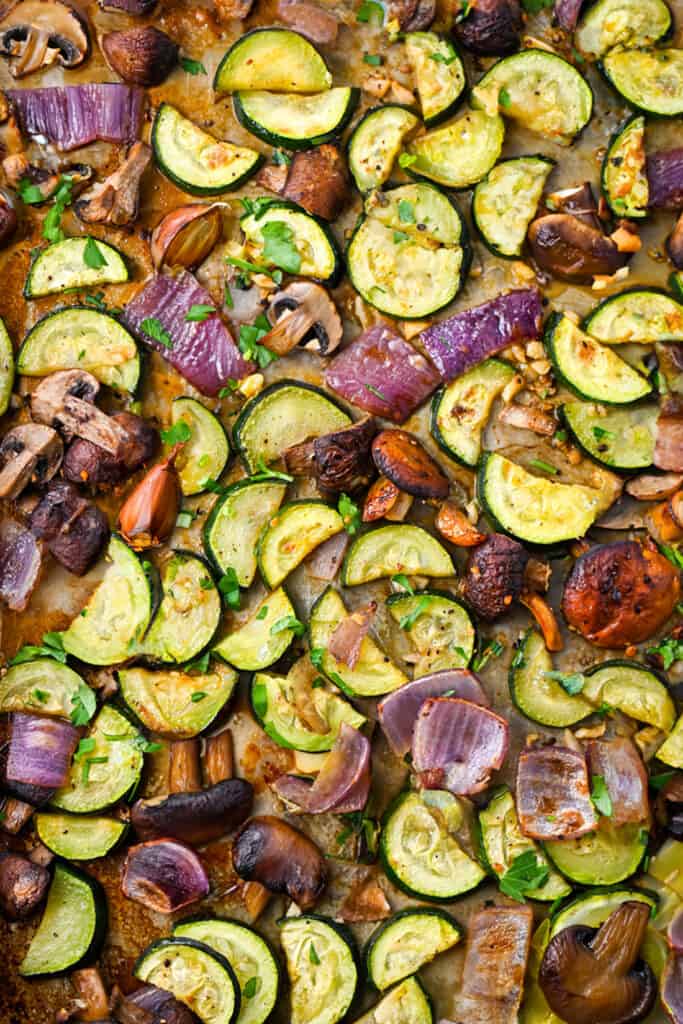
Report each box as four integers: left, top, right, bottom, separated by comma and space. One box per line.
399, 595, 432, 631
544, 669, 586, 695
398, 153, 417, 169
499, 850, 549, 902
272, 149, 291, 166
185, 304, 216, 322
364, 53, 382, 65
338, 493, 361, 535
9, 630, 67, 666
661, 544, 683, 571
255, 606, 269, 620
191, 691, 208, 702
472, 638, 504, 672
357, 0, 384, 21
591, 774, 613, 817
181, 57, 207, 75
520, 0, 553, 13
226, 255, 282, 285
238, 315, 277, 369
243, 977, 259, 1000
43, 175, 74, 243
18, 178, 46, 205
309, 942, 321, 965
70, 681, 97, 727
261, 220, 302, 274
592, 425, 615, 442
529, 458, 559, 476
270, 614, 306, 637
83, 236, 106, 270
310, 647, 325, 668
498, 87, 512, 109
398, 199, 415, 224
250, 456, 293, 483
141, 316, 173, 349
647, 633, 683, 669
392, 574, 415, 594
218, 567, 241, 610
161, 420, 192, 446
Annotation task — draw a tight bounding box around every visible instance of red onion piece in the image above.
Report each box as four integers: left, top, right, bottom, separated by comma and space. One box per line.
554, 0, 583, 30
122, 839, 209, 913
6, 713, 79, 796
305, 531, 349, 580
100, 0, 157, 11
458, 905, 534, 1020
516, 745, 597, 841
663, 953, 683, 1023
412, 697, 509, 795
325, 324, 440, 423
8, 85, 144, 152
272, 724, 370, 814
327, 602, 376, 670
378, 670, 490, 757
669, 909, 683, 955
0, 518, 43, 612
655, 397, 683, 473
586, 738, 649, 827
122, 271, 252, 395
122, 985, 199, 1024
647, 149, 683, 210
419, 289, 543, 382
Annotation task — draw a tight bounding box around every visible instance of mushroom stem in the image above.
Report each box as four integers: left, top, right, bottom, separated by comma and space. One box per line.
168, 739, 202, 794
0, 796, 34, 834
203, 729, 233, 786
242, 880, 271, 921
72, 967, 110, 1022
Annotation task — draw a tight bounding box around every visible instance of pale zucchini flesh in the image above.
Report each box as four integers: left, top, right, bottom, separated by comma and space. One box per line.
584, 288, 683, 344
279, 916, 358, 1024
135, 938, 240, 1024
171, 397, 230, 496
20, 864, 104, 976
351, 977, 432, 1024
473, 156, 554, 257
214, 28, 332, 94
257, 501, 344, 590
405, 108, 504, 189
601, 116, 649, 219
576, 0, 671, 58
544, 822, 648, 886
562, 400, 657, 470
139, 552, 222, 664
25, 237, 128, 298
118, 662, 237, 738
241, 201, 340, 283
430, 359, 515, 466
365, 909, 461, 991
35, 812, 126, 860
213, 587, 297, 670
235, 88, 358, 149
343, 525, 454, 585
601, 48, 683, 117
0, 658, 87, 718
386, 590, 475, 674
509, 628, 591, 727
0, 316, 13, 416
204, 479, 288, 585
546, 314, 653, 404
348, 105, 420, 193
251, 667, 366, 751
405, 32, 466, 125
582, 660, 675, 731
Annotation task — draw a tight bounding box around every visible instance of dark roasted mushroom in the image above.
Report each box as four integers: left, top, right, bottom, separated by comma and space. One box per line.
561, 539, 680, 646
232, 815, 327, 909
539, 901, 656, 1024
113, 984, 200, 1024
30, 370, 128, 455
283, 144, 350, 221
528, 213, 628, 282
362, 475, 412, 522
277, 0, 339, 43
63, 411, 159, 490
121, 839, 209, 913
0, 190, 17, 246
264, 280, 343, 356
284, 416, 376, 493
388, 0, 436, 29
546, 182, 602, 228
0, 424, 63, 500
464, 533, 530, 620
454, 0, 522, 54
0, 0, 90, 77
0, 851, 49, 919
371, 429, 449, 500
28, 480, 109, 576
75, 141, 152, 226
101, 26, 178, 87
150, 204, 223, 270
99, 0, 156, 11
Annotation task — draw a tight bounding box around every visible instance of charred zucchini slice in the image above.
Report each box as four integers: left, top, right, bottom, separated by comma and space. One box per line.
214, 28, 332, 95
213, 587, 297, 670
257, 501, 344, 590
204, 479, 288, 584
342, 525, 454, 585
347, 183, 469, 319
601, 116, 649, 219
118, 662, 237, 738
386, 589, 475, 673
544, 823, 648, 886
472, 156, 554, 257
170, 397, 230, 497
509, 628, 592, 727
25, 237, 128, 298
576, 0, 671, 58
135, 938, 240, 1024
472, 49, 593, 143
19, 863, 106, 976
405, 32, 466, 126
251, 667, 366, 751
138, 551, 221, 664
364, 909, 461, 990
430, 359, 515, 466
348, 105, 420, 193
17, 307, 140, 394
234, 88, 359, 150
404, 108, 504, 189
278, 915, 358, 1024
240, 199, 342, 285
35, 813, 127, 860
601, 48, 683, 117
562, 401, 657, 471
153, 103, 262, 195
584, 287, 683, 343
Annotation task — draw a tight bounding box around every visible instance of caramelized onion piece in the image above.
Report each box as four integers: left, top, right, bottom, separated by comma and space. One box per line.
122, 839, 209, 913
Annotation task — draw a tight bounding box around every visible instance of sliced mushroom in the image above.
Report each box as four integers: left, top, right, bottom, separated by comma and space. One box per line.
362, 475, 413, 522
284, 415, 376, 493
28, 480, 109, 576
75, 141, 152, 226
0, 189, 17, 246
131, 780, 253, 846
101, 26, 178, 87
546, 182, 602, 229
264, 281, 343, 356
498, 401, 557, 436
626, 472, 683, 501
528, 213, 628, 283
71, 968, 110, 1023
434, 501, 486, 547
371, 428, 449, 500
0, 0, 89, 77
539, 901, 656, 1024
454, 0, 522, 55
30, 370, 128, 455
150, 204, 223, 270
283, 144, 350, 221
63, 411, 159, 490
3, 155, 92, 201
277, 0, 339, 44
232, 815, 327, 909
0, 424, 63, 499
0, 851, 49, 919
464, 533, 530, 621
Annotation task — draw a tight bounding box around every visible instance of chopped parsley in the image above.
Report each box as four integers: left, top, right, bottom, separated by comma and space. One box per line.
398, 199, 416, 224
529, 458, 559, 476
591, 774, 613, 817
338, 493, 361, 535
70, 682, 97, 727
357, 0, 384, 22
398, 595, 432, 631
161, 420, 192, 446
261, 220, 302, 274
250, 456, 293, 483
83, 236, 106, 269
218, 568, 241, 610
270, 615, 306, 637
398, 153, 417, 169
392, 573, 415, 594
499, 850, 549, 902
544, 669, 586, 695
9, 630, 67, 666
140, 316, 173, 349
185, 303, 216, 322
472, 638, 504, 671
180, 57, 207, 75
42, 175, 74, 244
238, 314, 277, 369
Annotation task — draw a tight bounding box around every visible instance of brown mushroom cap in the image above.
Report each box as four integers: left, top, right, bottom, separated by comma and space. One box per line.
0, 0, 90, 77
75, 141, 151, 227
232, 815, 327, 909
372, 428, 450, 500
101, 25, 178, 88
528, 212, 628, 282
131, 778, 254, 845
264, 281, 343, 356
0, 423, 63, 499
30, 369, 129, 455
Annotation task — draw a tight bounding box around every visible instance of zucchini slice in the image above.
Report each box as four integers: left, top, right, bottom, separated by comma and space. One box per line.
601, 48, 683, 117
364, 909, 461, 991
62, 534, 153, 665
544, 822, 648, 886
352, 977, 433, 1024
309, 586, 408, 698
472, 49, 593, 144
240, 200, 342, 285
472, 156, 554, 258
251, 666, 366, 751
582, 660, 675, 731
347, 183, 469, 320
404, 108, 504, 189
657, 714, 683, 769
118, 662, 237, 738
601, 116, 649, 219
174, 919, 281, 1024
24, 237, 128, 298
0, 316, 14, 417
348, 105, 420, 193
233, 379, 351, 473
257, 500, 344, 590
380, 790, 486, 901
234, 88, 359, 150
135, 938, 240, 1024
562, 401, 657, 471
584, 287, 683, 344
480, 787, 572, 901
139, 551, 222, 664
405, 32, 466, 126
214, 28, 332, 95
342, 525, 454, 585
17, 307, 140, 394
171, 397, 230, 497
430, 359, 515, 466
478, 453, 605, 545
213, 587, 297, 671
52, 704, 144, 814
20, 863, 106, 977
153, 103, 262, 196
35, 812, 127, 860
509, 629, 591, 728
278, 915, 358, 1024
386, 589, 475, 674
576, 0, 671, 58
545, 313, 653, 404
0, 658, 87, 719
203, 479, 287, 585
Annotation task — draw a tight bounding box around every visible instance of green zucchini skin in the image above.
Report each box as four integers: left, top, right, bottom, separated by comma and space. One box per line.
471, 155, 554, 258
240, 199, 345, 287
213, 28, 332, 95
347, 105, 420, 193
560, 401, 657, 472
278, 913, 360, 1024
24, 237, 129, 299
599, 48, 683, 118
363, 908, 461, 990
430, 358, 515, 467
600, 115, 648, 220
134, 937, 241, 1024
583, 286, 683, 344
233, 87, 359, 150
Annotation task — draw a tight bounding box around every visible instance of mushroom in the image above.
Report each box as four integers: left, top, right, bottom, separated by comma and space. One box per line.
539, 901, 657, 1024
63, 411, 159, 490
463, 533, 530, 621
283, 144, 350, 222
28, 480, 109, 577
112, 984, 200, 1024
283, 415, 376, 493
527, 213, 628, 283
0, 190, 17, 247
214, 0, 254, 18
362, 475, 413, 522
371, 428, 450, 500
263, 281, 343, 356
0, 796, 34, 834
101, 26, 178, 87
30, 370, 129, 455
0, 424, 63, 500
232, 815, 327, 909
150, 204, 223, 270
0, 851, 49, 919
454, 0, 522, 55
434, 501, 486, 547
75, 141, 152, 227
0, 0, 90, 78
3, 155, 92, 202
98, 0, 156, 11
70, 968, 110, 1023
546, 183, 602, 229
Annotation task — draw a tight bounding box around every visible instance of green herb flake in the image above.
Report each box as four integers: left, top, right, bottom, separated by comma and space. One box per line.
363, 382, 389, 403
472, 638, 504, 672
357, 0, 384, 22
141, 316, 174, 349
9, 630, 67, 666
591, 774, 613, 817
338, 493, 361, 535
176, 510, 196, 529
661, 544, 683, 571
261, 220, 302, 274
544, 669, 586, 695
218, 567, 241, 610
529, 458, 559, 476
398, 199, 416, 224
191, 691, 208, 703
646, 633, 683, 669
520, 0, 553, 13
32, 688, 50, 704
391, 573, 414, 595
18, 178, 46, 205
243, 977, 260, 1000
399, 595, 432, 631
42, 175, 74, 243
219, 379, 240, 397
309, 942, 321, 965
185, 303, 216, 322
256, 606, 269, 620
270, 614, 306, 637
393, 230, 410, 244
398, 153, 417, 169
364, 53, 382, 65
272, 149, 292, 167
310, 646, 325, 668
498, 87, 512, 109
250, 455, 294, 483
161, 420, 192, 446
181, 56, 207, 75
83, 236, 107, 270
592, 425, 615, 442
499, 850, 549, 902
70, 681, 97, 727
238, 314, 277, 369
